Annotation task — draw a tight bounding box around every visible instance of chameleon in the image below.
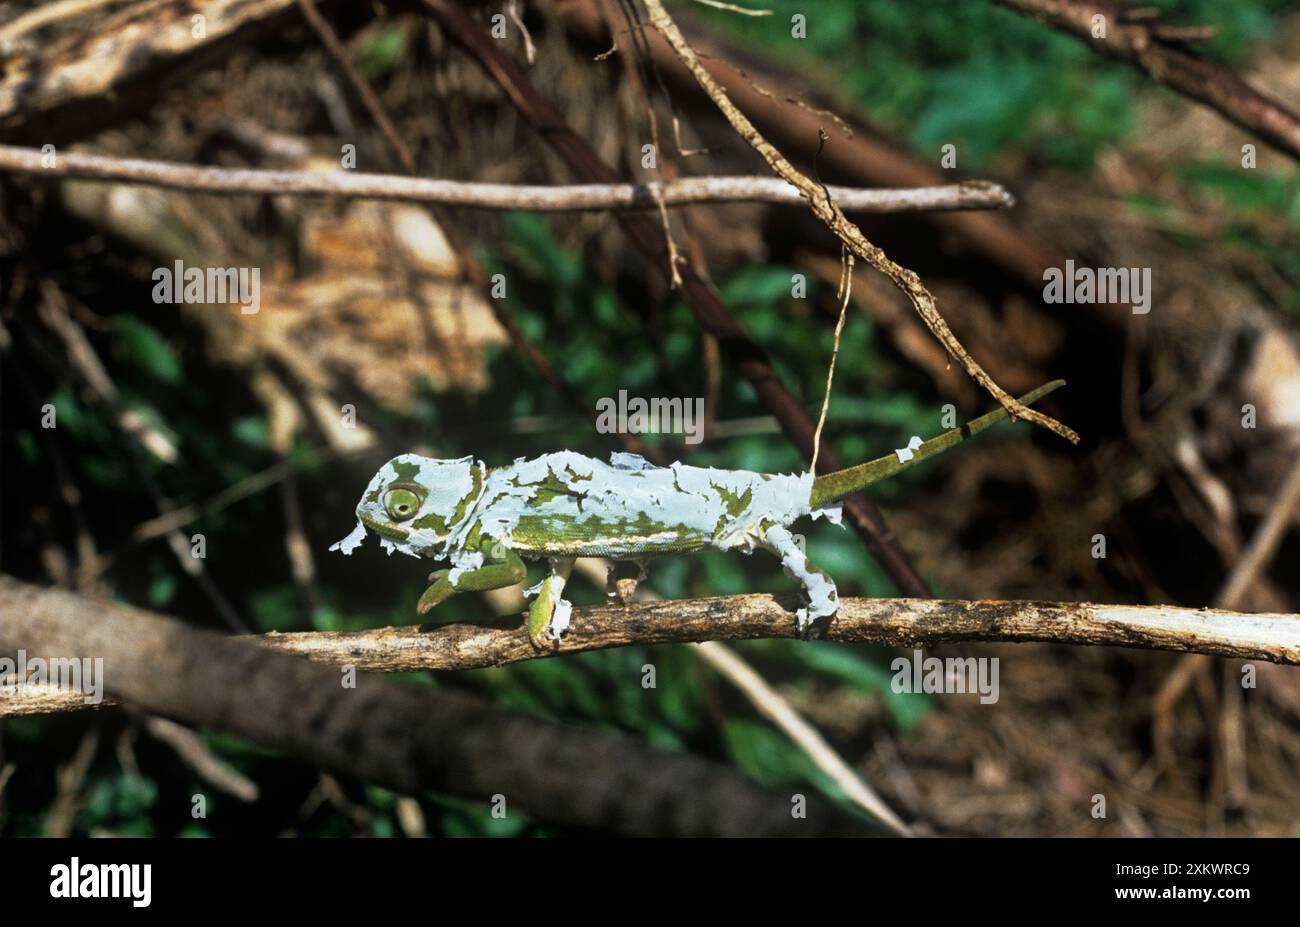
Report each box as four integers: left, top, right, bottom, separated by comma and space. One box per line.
331, 381, 1064, 647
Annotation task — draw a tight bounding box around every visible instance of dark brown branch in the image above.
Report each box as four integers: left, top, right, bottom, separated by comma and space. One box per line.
996, 0, 1300, 161
417, 0, 932, 598
0, 576, 871, 836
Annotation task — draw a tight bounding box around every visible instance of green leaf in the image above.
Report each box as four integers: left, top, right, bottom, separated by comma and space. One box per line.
358, 25, 409, 80
113, 317, 182, 384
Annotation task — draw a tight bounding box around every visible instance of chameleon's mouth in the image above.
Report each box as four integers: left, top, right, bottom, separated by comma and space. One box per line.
359, 512, 411, 542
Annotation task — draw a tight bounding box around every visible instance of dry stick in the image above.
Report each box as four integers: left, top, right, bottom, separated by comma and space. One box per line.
0, 577, 868, 836
142, 716, 259, 803
9, 592, 1300, 717
568, 558, 910, 836
996, 0, 1300, 162
641, 0, 1078, 445
691, 639, 910, 833
0, 144, 1013, 213
418, 0, 931, 598
1152, 454, 1300, 772
810, 247, 853, 475
697, 50, 855, 140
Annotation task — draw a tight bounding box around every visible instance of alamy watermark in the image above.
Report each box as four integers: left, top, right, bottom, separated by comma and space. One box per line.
152, 259, 261, 314
595, 390, 705, 445
0, 650, 104, 706
50, 857, 151, 907
891, 649, 1000, 704
1043, 260, 1151, 314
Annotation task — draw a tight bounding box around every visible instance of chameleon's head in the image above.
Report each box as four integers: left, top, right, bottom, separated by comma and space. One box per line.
330, 454, 483, 559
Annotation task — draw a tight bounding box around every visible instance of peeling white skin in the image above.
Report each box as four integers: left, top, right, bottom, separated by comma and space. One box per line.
763, 525, 841, 631
549, 597, 574, 639
329, 521, 367, 555
334, 450, 846, 638
894, 435, 923, 463
470, 450, 826, 555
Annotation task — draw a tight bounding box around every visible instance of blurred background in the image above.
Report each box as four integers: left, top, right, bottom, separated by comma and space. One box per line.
1, 0, 1298, 836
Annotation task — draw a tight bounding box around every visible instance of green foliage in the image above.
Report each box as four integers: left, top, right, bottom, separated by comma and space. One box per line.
357, 24, 411, 80
112, 316, 182, 384
79, 774, 159, 836
699, 0, 1300, 169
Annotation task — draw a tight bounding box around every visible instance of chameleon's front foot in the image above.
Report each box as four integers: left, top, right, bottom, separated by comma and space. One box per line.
416, 547, 527, 619
525, 557, 575, 648
417, 570, 456, 616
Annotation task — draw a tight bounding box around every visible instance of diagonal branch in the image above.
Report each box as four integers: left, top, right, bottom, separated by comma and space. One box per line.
640, 0, 1078, 445
995, 0, 1300, 162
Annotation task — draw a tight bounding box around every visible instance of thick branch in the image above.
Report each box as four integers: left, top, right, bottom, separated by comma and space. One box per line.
9, 590, 1298, 717
996, 0, 1300, 161
0, 576, 868, 835
0, 144, 1013, 213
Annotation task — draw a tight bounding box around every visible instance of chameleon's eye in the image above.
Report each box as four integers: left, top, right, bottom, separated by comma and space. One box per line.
383, 487, 422, 522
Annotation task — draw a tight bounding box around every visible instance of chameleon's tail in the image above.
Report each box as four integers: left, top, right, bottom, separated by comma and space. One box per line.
809, 380, 1067, 508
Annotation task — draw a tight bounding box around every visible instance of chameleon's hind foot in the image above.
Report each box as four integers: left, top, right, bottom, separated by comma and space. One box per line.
762, 525, 841, 637
525, 557, 575, 648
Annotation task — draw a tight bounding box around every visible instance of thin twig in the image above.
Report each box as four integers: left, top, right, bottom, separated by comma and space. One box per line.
295, 0, 419, 175
0, 144, 1014, 212
692, 639, 910, 833
640, 0, 1078, 445
810, 247, 852, 475
143, 716, 260, 802
570, 558, 909, 834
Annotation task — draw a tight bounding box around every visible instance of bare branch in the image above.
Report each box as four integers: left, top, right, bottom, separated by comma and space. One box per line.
0, 144, 1013, 213
996, 0, 1300, 161
7, 590, 1298, 717
639, 0, 1079, 445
